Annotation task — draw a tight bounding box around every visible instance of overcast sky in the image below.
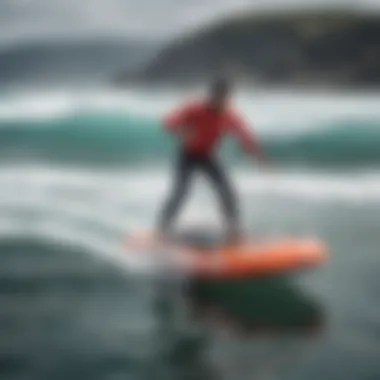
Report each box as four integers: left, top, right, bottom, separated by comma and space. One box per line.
0, 0, 379, 45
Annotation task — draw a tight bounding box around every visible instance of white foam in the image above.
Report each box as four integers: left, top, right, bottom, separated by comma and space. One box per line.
0, 214, 155, 274
236, 170, 380, 203
0, 89, 380, 136
1, 165, 380, 207
0, 164, 378, 272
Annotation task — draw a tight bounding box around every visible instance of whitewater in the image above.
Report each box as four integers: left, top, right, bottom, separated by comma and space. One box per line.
1, 87, 380, 380
0, 87, 378, 269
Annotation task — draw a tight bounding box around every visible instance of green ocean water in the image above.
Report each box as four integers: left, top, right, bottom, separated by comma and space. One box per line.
1, 108, 380, 167
0, 89, 380, 380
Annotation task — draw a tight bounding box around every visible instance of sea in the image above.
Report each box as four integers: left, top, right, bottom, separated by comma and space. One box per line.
0, 82, 380, 380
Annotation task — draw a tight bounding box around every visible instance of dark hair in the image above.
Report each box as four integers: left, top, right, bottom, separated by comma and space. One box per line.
210, 76, 232, 96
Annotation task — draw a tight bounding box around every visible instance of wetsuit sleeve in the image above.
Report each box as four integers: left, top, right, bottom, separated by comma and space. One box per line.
163, 103, 194, 133
228, 111, 262, 157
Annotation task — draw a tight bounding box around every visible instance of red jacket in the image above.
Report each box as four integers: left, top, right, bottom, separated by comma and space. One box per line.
164, 100, 260, 157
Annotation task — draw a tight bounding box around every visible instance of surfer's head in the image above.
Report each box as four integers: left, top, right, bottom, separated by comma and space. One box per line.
208, 76, 233, 110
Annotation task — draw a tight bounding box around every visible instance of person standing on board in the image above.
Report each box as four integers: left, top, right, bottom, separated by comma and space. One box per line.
158, 77, 267, 243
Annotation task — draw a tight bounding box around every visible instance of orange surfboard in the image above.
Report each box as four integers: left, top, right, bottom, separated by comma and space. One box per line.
126, 230, 328, 279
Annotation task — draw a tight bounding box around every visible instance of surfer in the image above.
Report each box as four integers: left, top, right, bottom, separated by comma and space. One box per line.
158, 77, 267, 243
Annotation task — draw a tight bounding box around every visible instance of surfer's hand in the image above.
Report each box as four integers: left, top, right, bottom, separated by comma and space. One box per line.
255, 154, 271, 170
262, 159, 276, 174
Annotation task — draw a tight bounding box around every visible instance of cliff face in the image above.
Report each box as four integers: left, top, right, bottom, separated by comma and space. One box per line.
126, 11, 380, 88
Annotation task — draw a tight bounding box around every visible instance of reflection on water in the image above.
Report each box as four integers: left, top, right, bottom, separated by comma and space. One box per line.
152, 273, 324, 380
0, 165, 380, 379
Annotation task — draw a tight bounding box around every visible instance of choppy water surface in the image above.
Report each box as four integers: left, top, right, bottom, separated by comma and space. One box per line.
0, 89, 379, 380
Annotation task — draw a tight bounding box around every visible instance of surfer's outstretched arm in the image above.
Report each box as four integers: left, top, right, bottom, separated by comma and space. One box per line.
228, 112, 267, 165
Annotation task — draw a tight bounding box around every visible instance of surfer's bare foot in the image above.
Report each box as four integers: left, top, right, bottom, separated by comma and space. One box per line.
156, 226, 173, 244
225, 228, 243, 246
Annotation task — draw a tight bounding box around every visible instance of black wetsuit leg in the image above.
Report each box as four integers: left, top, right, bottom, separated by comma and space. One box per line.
159, 150, 197, 233
159, 151, 239, 240
199, 157, 239, 237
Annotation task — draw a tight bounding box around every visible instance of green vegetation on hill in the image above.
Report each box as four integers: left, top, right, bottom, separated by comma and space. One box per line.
124, 10, 380, 88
